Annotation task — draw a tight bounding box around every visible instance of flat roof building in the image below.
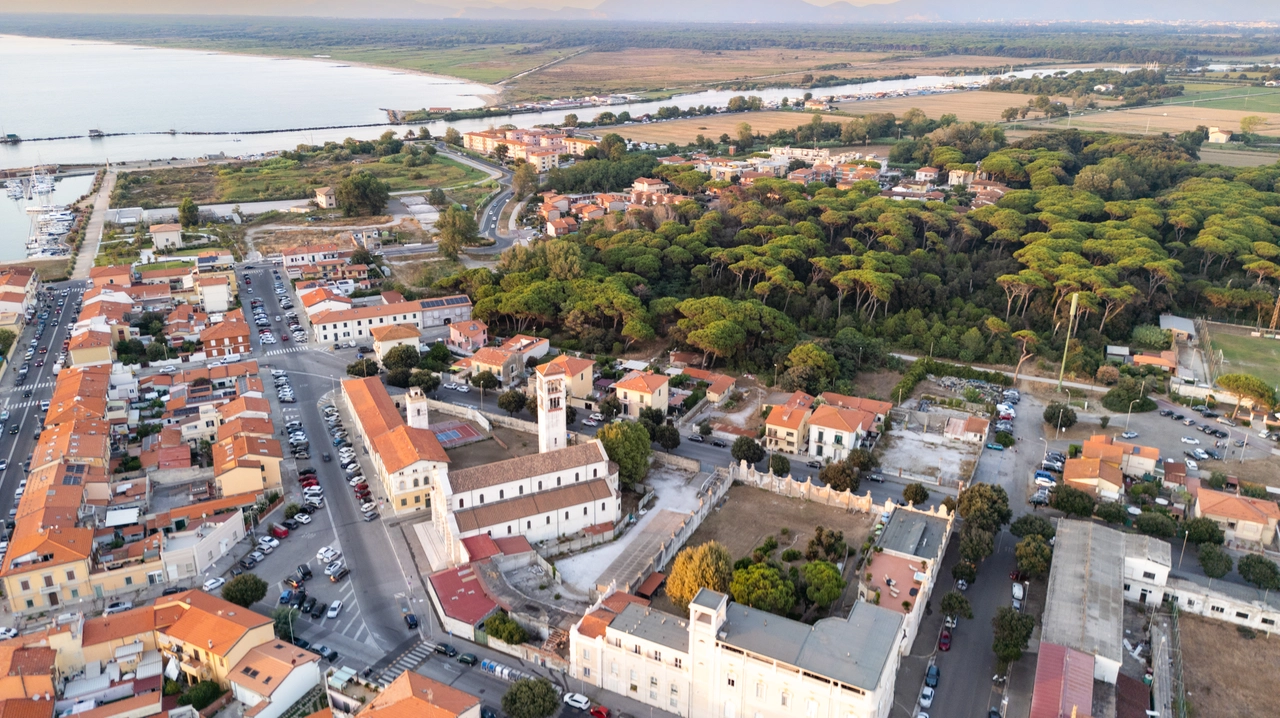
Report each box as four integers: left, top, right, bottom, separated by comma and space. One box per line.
1040, 521, 1126, 683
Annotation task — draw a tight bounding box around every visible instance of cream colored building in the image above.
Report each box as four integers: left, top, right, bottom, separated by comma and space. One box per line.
370, 323, 422, 362
344, 380, 450, 516
611, 370, 669, 418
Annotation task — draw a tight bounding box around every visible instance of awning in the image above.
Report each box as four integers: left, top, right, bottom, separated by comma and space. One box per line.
636, 572, 666, 598
328, 666, 357, 690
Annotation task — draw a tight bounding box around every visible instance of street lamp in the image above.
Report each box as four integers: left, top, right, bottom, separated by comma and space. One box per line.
1125, 378, 1149, 430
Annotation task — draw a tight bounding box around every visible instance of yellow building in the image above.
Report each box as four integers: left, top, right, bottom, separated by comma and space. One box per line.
67, 330, 116, 367
370, 323, 422, 362
538, 354, 596, 406
1, 528, 94, 613
458, 347, 523, 387
214, 435, 283, 494
764, 391, 814, 454
611, 370, 669, 418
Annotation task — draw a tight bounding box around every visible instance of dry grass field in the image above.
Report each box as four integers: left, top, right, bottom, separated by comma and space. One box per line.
617, 111, 848, 145
1197, 147, 1280, 167
832, 90, 1083, 122
1179, 613, 1280, 718
1039, 104, 1280, 137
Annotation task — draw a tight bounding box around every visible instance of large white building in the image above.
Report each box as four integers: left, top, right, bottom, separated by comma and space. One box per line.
572, 590, 904, 718
312, 295, 473, 342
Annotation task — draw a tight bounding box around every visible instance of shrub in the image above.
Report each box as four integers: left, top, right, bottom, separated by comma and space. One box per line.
1094, 501, 1128, 524
1043, 402, 1077, 429
994, 431, 1015, 447
484, 612, 528, 644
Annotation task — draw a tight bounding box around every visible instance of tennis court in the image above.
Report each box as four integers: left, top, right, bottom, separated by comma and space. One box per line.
433, 420, 484, 448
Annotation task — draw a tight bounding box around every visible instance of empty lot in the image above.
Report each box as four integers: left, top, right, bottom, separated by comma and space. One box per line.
1180, 613, 1280, 718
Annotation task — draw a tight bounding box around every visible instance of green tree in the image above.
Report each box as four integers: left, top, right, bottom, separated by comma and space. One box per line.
1015, 534, 1053, 577
952, 561, 977, 583
1134, 512, 1177, 538
443, 127, 462, 146
770, 453, 791, 477
221, 573, 268, 608
801, 560, 845, 610
494, 143, 510, 163
731, 436, 765, 465
382, 344, 421, 371
1217, 373, 1277, 416
819, 460, 858, 492
284, 503, 302, 519
1010, 514, 1055, 540
903, 483, 930, 505
513, 162, 539, 198
599, 395, 622, 421
1241, 115, 1268, 135
735, 122, 754, 148
667, 541, 733, 611
0, 329, 14, 357
730, 563, 796, 615
960, 524, 995, 564
940, 590, 974, 619
956, 483, 1013, 533
597, 420, 651, 487
1094, 501, 1128, 525
484, 612, 528, 644
1198, 544, 1233, 579
336, 171, 391, 217
1183, 517, 1225, 545
345, 358, 379, 377
1049, 485, 1096, 518
992, 607, 1036, 664
502, 678, 560, 718
497, 390, 528, 417
655, 423, 681, 453
1238, 554, 1280, 590
178, 196, 199, 227
177, 681, 224, 710
471, 370, 500, 398
436, 205, 479, 259
428, 188, 448, 207
1043, 402, 1077, 429
273, 606, 300, 640
639, 406, 666, 426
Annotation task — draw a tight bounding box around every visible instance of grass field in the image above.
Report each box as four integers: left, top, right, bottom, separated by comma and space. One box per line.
112, 155, 488, 207
1039, 103, 1280, 137
1180, 613, 1280, 718
1209, 329, 1280, 388
1196, 147, 1280, 167
1175, 86, 1280, 113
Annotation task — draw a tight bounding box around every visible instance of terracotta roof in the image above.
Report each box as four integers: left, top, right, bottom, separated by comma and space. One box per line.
448, 441, 609, 492
818, 392, 893, 416
807, 404, 875, 433
370, 323, 422, 342
218, 396, 271, 421
83, 604, 160, 647
963, 416, 989, 434
68, 330, 113, 351
601, 592, 650, 613
577, 610, 614, 640
454, 479, 614, 533
500, 335, 548, 354
469, 347, 514, 369
150, 223, 182, 232
229, 641, 319, 697
196, 275, 229, 287
539, 353, 594, 379
200, 317, 250, 343
0, 699, 53, 718
426, 566, 496, 626
1197, 489, 1280, 525
372, 425, 450, 473
301, 288, 351, 308
89, 265, 132, 279
612, 370, 668, 395
1083, 435, 1160, 462
452, 321, 488, 339
157, 590, 272, 657
311, 302, 422, 326
362, 672, 479, 718
215, 435, 282, 475
343, 377, 404, 441
767, 391, 814, 431
1029, 642, 1094, 718
1062, 458, 1124, 488
217, 418, 276, 441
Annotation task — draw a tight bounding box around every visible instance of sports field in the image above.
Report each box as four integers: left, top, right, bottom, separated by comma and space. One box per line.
1209, 328, 1280, 388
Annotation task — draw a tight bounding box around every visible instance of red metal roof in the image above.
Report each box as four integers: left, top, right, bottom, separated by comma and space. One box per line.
1030, 642, 1095, 718
636, 572, 666, 598
427, 566, 497, 626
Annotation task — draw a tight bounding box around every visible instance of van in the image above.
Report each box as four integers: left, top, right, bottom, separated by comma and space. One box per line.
39, 401, 49, 411
1012, 582, 1025, 610
270, 524, 290, 539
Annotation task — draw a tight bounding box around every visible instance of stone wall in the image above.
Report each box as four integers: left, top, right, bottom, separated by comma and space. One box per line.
652, 451, 701, 473
730, 460, 877, 514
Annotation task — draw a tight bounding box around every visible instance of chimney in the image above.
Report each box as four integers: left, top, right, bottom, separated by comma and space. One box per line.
208, 639, 213, 649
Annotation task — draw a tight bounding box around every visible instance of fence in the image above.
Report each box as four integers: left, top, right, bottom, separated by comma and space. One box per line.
730, 460, 877, 514
1168, 603, 1189, 718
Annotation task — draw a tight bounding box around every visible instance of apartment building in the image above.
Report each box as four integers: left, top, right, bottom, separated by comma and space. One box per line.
611, 371, 669, 418
764, 391, 814, 454
311, 295, 472, 342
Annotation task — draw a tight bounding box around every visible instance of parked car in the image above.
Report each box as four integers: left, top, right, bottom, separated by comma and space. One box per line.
688, 434, 705, 443
104, 601, 133, 616
563, 694, 591, 711
404, 613, 419, 629
919, 687, 934, 709
203, 577, 226, 592
926, 664, 941, 688
435, 643, 458, 657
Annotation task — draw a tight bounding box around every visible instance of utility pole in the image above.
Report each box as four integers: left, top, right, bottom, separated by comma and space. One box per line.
1057, 292, 1078, 391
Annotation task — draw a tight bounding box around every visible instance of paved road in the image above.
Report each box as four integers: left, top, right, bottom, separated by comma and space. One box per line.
72, 175, 114, 279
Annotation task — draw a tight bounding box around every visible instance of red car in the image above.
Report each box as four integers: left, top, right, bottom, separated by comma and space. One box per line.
1009, 570, 1026, 582
354, 482, 369, 491
938, 630, 952, 652
589, 707, 612, 718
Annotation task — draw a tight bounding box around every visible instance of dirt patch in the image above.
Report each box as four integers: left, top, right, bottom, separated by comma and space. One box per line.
877, 428, 981, 484
852, 369, 904, 404
1039, 103, 1280, 138
710, 387, 764, 432
1219, 457, 1280, 488
443, 427, 540, 470
1179, 613, 1280, 718
0, 258, 72, 281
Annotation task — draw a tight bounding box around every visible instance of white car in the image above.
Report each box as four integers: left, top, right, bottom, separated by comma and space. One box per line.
1185, 458, 1199, 472
249, 550, 266, 562
562, 694, 591, 711
327, 600, 343, 619
589, 413, 604, 421
1121, 431, 1139, 439
258, 536, 280, 548
203, 577, 226, 592
0, 627, 17, 639
919, 687, 934, 709
324, 560, 344, 576
360, 501, 377, 513
455, 385, 471, 393
1181, 436, 1201, 445
317, 547, 340, 563
294, 513, 312, 524
444, 382, 458, 390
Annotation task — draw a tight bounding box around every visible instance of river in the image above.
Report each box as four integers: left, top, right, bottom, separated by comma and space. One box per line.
0, 34, 1089, 171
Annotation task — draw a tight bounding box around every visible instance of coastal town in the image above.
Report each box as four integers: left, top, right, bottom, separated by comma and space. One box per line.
3, 11, 1280, 718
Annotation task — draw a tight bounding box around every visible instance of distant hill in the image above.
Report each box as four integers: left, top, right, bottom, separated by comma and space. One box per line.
8, 0, 1280, 22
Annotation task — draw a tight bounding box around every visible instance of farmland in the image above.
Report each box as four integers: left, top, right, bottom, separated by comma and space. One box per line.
615, 111, 849, 146
110, 155, 488, 208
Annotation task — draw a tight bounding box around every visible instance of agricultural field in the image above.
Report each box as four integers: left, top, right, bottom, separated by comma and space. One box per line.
1174, 85, 1280, 113
1037, 103, 1280, 137
110, 155, 488, 208
1196, 147, 1280, 167
1208, 328, 1280, 389
617, 111, 848, 145
833, 90, 1083, 122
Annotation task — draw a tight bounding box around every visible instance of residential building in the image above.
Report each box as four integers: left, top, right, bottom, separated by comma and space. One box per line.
298, 286, 353, 317
816, 394, 890, 424
807, 404, 876, 461
200, 309, 251, 359
89, 265, 134, 288
315, 187, 337, 208
150, 223, 184, 250
456, 347, 522, 387
214, 434, 284, 495
677, 368, 735, 403
282, 243, 352, 268
500, 334, 550, 364
857, 507, 952, 648
369, 323, 422, 362
632, 178, 668, 194
196, 276, 232, 313
547, 217, 579, 237
1081, 435, 1160, 478
446, 321, 486, 354
229, 641, 322, 718
68, 330, 116, 367
1207, 126, 1234, 144
196, 250, 235, 273
942, 416, 989, 444
310, 295, 472, 342
914, 167, 939, 183
537, 354, 598, 410
611, 371, 669, 418
764, 391, 814, 454
359, 672, 480, 718
161, 509, 246, 581
1062, 458, 1125, 501
572, 590, 904, 718
1195, 489, 1280, 544
343, 380, 449, 516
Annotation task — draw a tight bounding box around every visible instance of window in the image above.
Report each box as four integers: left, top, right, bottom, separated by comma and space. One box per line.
125, 576, 133, 586
674, 658, 682, 668
479, 494, 485, 504
651, 677, 659, 687
610, 662, 619, 676
584, 507, 589, 516
507, 526, 512, 535
1211, 605, 1226, 614
817, 431, 824, 443
672, 685, 680, 696
65, 570, 75, 581
458, 499, 464, 508
401, 499, 407, 506
1143, 571, 1156, 580
727, 677, 736, 687
19, 580, 29, 592
413, 478, 419, 488
816, 446, 823, 457
1263, 618, 1276, 626
70, 589, 79, 598
1236, 611, 1250, 619
547, 516, 551, 525
634, 645, 641, 654
500, 490, 505, 499
583, 668, 591, 677
527, 521, 532, 529
565, 511, 569, 520
538, 481, 543, 490
670, 699, 678, 708
576, 472, 580, 481
415, 495, 421, 503
780, 693, 789, 707
519, 486, 524, 495
630, 669, 638, 680
834, 434, 842, 445
755, 683, 765, 698
654, 651, 661, 661
593, 468, 599, 478
806, 700, 817, 718
557, 477, 562, 486
43, 576, 52, 588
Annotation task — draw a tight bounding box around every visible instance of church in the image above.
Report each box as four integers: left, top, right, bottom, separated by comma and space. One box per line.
343, 359, 622, 567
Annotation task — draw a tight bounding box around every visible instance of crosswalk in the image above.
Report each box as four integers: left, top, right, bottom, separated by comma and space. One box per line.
374, 642, 433, 687
262, 346, 315, 357
6, 399, 45, 410
0, 381, 54, 395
